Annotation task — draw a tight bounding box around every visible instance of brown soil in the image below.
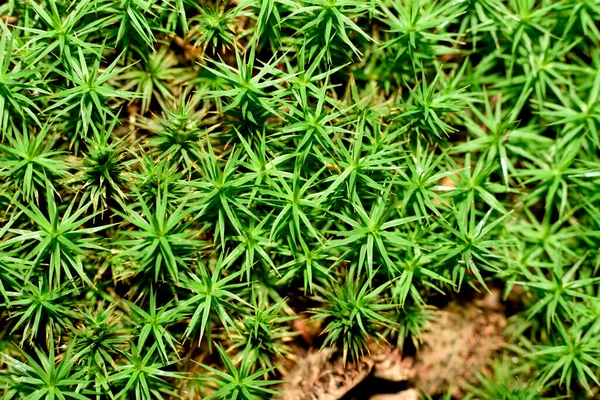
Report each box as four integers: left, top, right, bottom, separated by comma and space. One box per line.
277, 291, 506, 399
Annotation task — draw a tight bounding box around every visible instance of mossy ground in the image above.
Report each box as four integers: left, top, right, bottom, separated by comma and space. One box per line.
1, 0, 600, 399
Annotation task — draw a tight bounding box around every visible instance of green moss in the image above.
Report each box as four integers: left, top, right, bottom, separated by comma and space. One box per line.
0, 0, 599, 398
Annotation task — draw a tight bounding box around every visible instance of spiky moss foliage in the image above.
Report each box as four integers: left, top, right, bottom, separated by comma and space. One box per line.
0, 0, 600, 399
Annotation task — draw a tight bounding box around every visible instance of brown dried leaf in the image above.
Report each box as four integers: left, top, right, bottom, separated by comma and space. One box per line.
277, 343, 416, 400
276, 348, 373, 400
